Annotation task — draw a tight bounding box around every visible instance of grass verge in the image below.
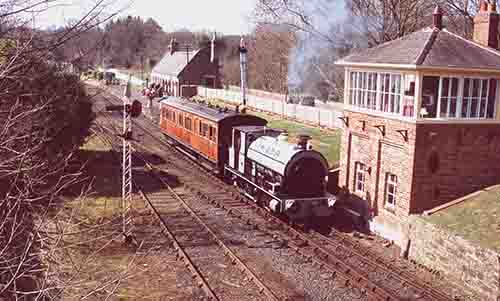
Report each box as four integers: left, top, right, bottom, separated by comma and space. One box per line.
425, 186, 500, 252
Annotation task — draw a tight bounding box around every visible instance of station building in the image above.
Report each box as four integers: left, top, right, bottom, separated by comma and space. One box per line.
335, 4, 500, 241
150, 37, 221, 97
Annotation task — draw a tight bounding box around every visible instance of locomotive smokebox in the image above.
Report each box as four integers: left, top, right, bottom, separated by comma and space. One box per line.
296, 134, 312, 150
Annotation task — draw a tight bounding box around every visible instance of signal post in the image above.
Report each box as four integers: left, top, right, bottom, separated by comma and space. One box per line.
106, 79, 142, 242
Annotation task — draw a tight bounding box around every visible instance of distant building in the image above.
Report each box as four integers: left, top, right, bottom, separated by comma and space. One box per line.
150, 37, 221, 97
335, 4, 500, 241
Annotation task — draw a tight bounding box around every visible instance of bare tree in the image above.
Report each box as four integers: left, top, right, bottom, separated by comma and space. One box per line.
247, 23, 296, 93
0, 1, 152, 299
442, 0, 499, 38
253, 0, 358, 101
347, 0, 436, 46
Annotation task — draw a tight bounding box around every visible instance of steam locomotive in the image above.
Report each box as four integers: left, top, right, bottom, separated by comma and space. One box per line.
159, 96, 336, 220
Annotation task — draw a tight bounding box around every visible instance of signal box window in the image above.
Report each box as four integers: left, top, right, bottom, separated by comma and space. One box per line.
385, 173, 397, 208
354, 162, 366, 193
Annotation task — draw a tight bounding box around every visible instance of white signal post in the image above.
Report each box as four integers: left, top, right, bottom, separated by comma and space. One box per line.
122, 77, 133, 237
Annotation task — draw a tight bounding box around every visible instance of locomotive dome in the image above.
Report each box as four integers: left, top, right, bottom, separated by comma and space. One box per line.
247, 134, 329, 196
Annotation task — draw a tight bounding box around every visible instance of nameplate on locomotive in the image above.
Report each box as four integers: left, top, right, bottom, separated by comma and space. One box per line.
254, 139, 281, 158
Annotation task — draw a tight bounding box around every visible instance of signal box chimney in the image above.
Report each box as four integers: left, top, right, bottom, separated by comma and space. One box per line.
433, 5, 443, 30
474, 0, 499, 49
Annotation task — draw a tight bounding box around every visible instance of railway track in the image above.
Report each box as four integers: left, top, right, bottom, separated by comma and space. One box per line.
94, 109, 281, 300
91, 84, 455, 300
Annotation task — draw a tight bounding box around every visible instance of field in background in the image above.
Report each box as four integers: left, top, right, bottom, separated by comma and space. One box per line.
252, 112, 341, 167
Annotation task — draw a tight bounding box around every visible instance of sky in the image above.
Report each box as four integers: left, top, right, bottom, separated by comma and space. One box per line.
34, 0, 257, 35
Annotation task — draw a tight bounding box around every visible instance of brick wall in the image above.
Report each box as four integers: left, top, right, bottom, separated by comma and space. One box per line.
407, 216, 500, 300
340, 110, 500, 218
412, 123, 500, 212
339, 110, 417, 220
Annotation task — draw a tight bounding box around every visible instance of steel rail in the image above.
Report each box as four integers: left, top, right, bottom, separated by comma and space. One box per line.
314, 229, 453, 300
94, 84, 452, 301
142, 161, 280, 301
92, 121, 220, 300
96, 92, 281, 301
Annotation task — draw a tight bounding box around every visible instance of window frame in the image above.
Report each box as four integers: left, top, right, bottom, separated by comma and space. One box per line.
178, 112, 184, 127
437, 76, 460, 118
430, 75, 498, 120
200, 122, 209, 138
209, 125, 217, 142
354, 162, 366, 193
348, 71, 405, 116
385, 173, 397, 209
184, 116, 192, 131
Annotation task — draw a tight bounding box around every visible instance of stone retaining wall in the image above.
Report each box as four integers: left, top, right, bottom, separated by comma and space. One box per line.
407, 216, 500, 300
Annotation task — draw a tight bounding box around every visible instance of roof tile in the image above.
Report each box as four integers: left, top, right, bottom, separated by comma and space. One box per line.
152, 49, 200, 77
337, 27, 500, 70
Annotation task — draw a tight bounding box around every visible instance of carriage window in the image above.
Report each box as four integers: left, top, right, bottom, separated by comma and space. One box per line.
178, 113, 183, 127
201, 123, 209, 137
209, 126, 217, 142
172, 111, 176, 122
185, 117, 192, 131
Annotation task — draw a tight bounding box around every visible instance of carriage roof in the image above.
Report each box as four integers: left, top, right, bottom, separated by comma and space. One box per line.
160, 96, 253, 123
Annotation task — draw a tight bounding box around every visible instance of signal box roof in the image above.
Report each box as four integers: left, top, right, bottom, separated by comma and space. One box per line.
160, 96, 257, 123
336, 27, 500, 71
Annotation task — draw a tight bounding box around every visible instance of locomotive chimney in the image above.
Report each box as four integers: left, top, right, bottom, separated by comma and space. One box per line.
277, 132, 289, 142
473, 0, 499, 49
239, 37, 248, 106
296, 134, 312, 150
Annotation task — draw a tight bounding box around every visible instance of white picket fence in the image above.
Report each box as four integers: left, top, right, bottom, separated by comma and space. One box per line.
197, 87, 344, 129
